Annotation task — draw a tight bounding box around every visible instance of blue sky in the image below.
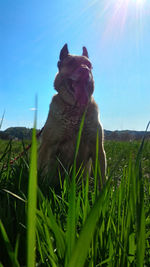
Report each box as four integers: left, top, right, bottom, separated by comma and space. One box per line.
0, 0, 150, 131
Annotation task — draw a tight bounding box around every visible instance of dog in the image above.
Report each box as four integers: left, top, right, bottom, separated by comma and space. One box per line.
38, 44, 106, 188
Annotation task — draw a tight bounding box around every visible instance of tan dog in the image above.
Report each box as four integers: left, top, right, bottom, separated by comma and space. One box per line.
38, 44, 106, 188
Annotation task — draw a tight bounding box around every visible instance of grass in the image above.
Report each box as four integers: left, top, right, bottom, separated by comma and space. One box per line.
0, 126, 150, 266
27, 126, 37, 267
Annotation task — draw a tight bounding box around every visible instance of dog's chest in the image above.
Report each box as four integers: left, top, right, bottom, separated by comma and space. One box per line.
55, 108, 82, 137
50, 96, 97, 142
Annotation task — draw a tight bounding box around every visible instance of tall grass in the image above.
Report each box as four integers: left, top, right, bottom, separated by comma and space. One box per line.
0, 111, 5, 130
27, 126, 37, 267
0, 120, 150, 266
65, 112, 86, 266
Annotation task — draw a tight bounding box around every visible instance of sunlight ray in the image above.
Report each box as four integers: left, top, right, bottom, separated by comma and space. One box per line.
89, 0, 147, 45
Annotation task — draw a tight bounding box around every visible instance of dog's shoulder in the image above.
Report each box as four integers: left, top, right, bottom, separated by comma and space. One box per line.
84, 98, 103, 142
87, 97, 99, 119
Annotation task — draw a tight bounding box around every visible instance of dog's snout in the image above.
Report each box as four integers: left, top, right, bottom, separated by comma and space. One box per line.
79, 64, 90, 78
70, 64, 90, 81
81, 64, 89, 69
79, 64, 91, 81
81, 64, 90, 72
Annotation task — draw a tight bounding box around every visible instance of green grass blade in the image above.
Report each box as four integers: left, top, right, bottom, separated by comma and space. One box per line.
3, 189, 26, 203
37, 189, 65, 259
74, 111, 86, 160
44, 224, 58, 266
135, 135, 146, 267
94, 129, 99, 194
68, 179, 111, 267
65, 112, 86, 266
136, 169, 145, 267
0, 111, 5, 129
82, 173, 90, 224
65, 167, 76, 266
135, 121, 150, 168
0, 220, 20, 267
129, 233, 136, 264
27, 123, 37, 267
37, 209, 65, 258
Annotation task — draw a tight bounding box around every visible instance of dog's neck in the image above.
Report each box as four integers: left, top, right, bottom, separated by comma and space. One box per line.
58, 86, 76, 106
57, 85, 91, 108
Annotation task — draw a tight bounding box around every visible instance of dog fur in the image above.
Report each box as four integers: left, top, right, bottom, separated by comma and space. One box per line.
38, 44, 106, 188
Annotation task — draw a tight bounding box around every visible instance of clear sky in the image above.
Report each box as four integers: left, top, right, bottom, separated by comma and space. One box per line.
0, 0, 150, 131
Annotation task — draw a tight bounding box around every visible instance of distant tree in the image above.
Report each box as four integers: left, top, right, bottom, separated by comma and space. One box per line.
4, 127, 33, 140
0, 131, 9, 140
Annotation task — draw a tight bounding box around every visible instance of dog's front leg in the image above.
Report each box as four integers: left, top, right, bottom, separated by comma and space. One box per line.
91, 144, 106, 189
38, 142, 59, 183
38, 142, 57, 172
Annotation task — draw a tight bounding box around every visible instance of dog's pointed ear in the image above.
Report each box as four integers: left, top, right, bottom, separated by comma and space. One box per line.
82, 46, 89, 58
59, 44, 69, 61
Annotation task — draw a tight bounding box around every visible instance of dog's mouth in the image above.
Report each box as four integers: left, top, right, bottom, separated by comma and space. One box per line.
66, 67, 93, 106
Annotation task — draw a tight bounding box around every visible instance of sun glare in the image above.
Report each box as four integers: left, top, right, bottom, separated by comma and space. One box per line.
136, 0, 145, 5
97, 0, 147, 40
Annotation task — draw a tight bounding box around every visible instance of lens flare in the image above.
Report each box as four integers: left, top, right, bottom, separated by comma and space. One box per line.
136, 0, 145, 5
95, 0, 147, 41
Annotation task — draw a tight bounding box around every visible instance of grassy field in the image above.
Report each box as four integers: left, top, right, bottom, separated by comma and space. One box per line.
0, 135, 150, 266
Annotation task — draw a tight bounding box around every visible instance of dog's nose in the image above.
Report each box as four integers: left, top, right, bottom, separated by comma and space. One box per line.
81, 64, 90, 72
70, 65, 91, 82
80, 65, 91, 79
81, 64, 91, 75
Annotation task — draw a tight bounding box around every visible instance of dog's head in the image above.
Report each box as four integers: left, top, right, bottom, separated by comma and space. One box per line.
54, 44, 94, 107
